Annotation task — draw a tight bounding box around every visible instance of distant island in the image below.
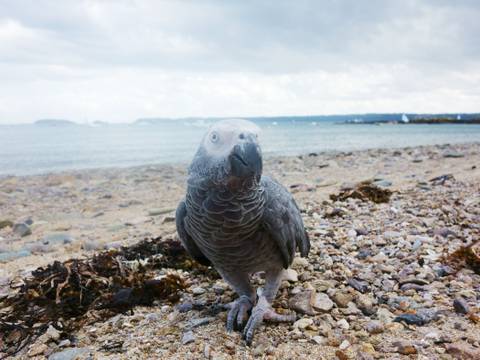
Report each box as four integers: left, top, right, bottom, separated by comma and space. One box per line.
343, 114, 480, 125
34, 119, 77, 126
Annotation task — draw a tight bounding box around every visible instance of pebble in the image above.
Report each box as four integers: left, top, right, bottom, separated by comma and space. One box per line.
181, 330, 195, 345
13, 222, 32, 237
45, 325, 61, 341
365, 321, 384, 334
293, 317, 313, 329
339, 340, 351, 350
393, 313, 426, 326
445, 342, 480, 359
336, 319, 350, 330
394, 341, 417, 355
348, 278, 369, 293
356, 294, 375, 316
443, 151, 464, 158
453, 298, 470, 314
312, 335, 327, 345
28, 343, 48, 357
289, 290, 316, 315
283, 268, 299, 282
42, 233, 74, 245
191, 287, 206, 295
312, 292, 334, 312
188, 317, 214, 329
0, 220, 13, 229
332, 291, 353, 308
48, 348, 90, 360
292, 257, 309, 268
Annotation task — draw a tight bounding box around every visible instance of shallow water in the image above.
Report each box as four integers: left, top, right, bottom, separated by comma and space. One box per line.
0, 119, 479, 175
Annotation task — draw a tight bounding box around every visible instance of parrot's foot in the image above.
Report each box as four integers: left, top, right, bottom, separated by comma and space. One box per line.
242, 295, 296, 346
226, 295, 253, 332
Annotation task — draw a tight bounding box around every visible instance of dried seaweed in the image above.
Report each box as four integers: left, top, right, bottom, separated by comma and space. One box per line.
330, 181, 392, 204
446, 240, 480, 275
0, 237, 212, 358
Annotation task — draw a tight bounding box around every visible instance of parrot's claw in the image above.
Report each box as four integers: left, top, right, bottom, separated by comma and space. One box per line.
226, 295, 253, 332
242, 296, 296, 346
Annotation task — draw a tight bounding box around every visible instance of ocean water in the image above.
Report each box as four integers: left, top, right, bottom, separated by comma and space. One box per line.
0, 119, 479, 176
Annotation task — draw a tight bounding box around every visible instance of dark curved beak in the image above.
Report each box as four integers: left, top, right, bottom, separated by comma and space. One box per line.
229, 137, 262, 179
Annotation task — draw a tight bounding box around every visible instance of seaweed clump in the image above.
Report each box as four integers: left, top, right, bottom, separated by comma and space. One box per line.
446, 240, 480, 275
330, 181, 392, 204
0, 237, 212, 358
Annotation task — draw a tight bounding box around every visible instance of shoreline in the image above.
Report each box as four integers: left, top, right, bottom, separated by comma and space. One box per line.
1, 140, 479, 179
1, 141, 480, 358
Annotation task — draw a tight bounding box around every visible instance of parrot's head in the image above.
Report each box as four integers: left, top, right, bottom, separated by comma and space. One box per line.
189, 119, 263, 190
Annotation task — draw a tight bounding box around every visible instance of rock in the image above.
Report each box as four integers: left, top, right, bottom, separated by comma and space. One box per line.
394, 341, 417, 355
453, 298, 470, 314
348, 278, 369, 293
0, 220, 13, 229
28, 343, 48, 357
356, 294, 375, 316
0, 249, 32, 262
377, 308, 394, 323
445, 342, 480, 359
191, 287, 206, 295
312, 335, 327, 345
443, 151, 464, 158
393, 313, 426, 326
332, 291, 353, 308
289, 290, 316, 315
48, 348, 90, 360
312, 292, 334, 312
365, 321, 384, 334
373, 180, 392, 188
336, 319, 350, 330
293, 317, 313, 329
45, 325, 61, 341
42, 233, 74, 245
383, 230, 402, 240
283, 268, 298, 282
13, 223, 32, 237
433, 227, 456, 238
82, 240, 103, 251
292, 257, 309, 268
181, 330, 195, 345
148, 208, 175, 216
188, 317, 214, 329
339, 340, 351, 350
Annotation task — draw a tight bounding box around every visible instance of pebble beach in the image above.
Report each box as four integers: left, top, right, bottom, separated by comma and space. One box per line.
1, 141, 480, 359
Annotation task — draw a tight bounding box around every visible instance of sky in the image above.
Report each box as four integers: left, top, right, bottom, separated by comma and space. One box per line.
0, 0, 479, 124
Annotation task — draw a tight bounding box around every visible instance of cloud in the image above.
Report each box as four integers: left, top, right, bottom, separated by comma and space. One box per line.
0, 0, 479, 123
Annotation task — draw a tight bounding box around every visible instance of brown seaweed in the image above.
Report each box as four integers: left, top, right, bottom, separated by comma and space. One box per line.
0, 237, 213, 358
330, 181, 392, 204
446, 240, 480, 275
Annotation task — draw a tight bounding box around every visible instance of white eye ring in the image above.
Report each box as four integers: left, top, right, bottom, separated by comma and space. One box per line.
210, 131, 220, 143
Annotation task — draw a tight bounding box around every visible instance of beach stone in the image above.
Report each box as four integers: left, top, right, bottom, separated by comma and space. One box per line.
181, 330, 195, 345
48, 347, 90, 360
28, 343, 49, 357
45, 325, 61, 341
332, 291, 353, 308
191, 287, 206, 295
377, 308, 394, 323
283, 268, 298, 282
292, 257, 309, 268
0, 220, 13, 229
0, 249, 32, 262
394, 341, 417, 355
453, 298, 470, 314
42, 233, 74, 245
443, 151, 464, 158
13, 223, 32, 237
374, 180, 392, 188
365, 321, 384, 334
188, 317, 214, 329
356, 294, 376, 316
336, 319, 350, 330
294, 317, 313, 329
82, 240, 103, 251
289, 290, 316, 315
312, 292, 334, 312
445, 342, 480, 359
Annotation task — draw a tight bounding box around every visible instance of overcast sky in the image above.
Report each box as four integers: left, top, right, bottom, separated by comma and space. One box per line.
0, 0, 479, 123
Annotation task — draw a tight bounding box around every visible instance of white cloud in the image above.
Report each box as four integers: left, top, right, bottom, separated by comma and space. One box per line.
0, 0, 479, 123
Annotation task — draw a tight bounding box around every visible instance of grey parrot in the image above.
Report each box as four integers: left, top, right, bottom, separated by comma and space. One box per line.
176, 119, 310, 345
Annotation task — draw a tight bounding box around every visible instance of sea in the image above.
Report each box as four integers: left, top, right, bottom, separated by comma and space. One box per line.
1, 118, 479, 176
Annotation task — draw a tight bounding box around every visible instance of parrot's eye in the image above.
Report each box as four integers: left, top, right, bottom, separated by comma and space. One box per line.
210, 131, 220, 143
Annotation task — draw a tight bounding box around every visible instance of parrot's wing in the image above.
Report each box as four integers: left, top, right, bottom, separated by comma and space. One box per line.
261, 176, 310, 268
176, 200, 211, 266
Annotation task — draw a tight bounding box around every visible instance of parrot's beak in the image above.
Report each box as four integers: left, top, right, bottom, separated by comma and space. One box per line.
229, 136, 262, 180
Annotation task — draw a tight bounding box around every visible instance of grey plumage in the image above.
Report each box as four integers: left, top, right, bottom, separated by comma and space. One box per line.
176, 119, 309, 345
